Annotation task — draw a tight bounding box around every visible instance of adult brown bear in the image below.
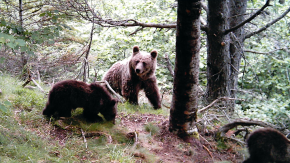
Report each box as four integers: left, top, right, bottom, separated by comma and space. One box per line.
103, 46, 161, 109
243, 127, 290, 163
43, 80, 118, 123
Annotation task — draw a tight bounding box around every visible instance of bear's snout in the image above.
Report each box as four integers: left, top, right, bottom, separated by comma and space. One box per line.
136, 69, 141, 74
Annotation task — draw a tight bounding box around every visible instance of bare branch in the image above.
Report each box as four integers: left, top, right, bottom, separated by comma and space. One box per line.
244, 48, 285, 55
164, 53, 174, 77
245, 5, 290, 39
218, 119, 276, 137
198, 97, 244, 113
96, 80, 124, 103
81, 129, 88, 149
224, 0, 270, 35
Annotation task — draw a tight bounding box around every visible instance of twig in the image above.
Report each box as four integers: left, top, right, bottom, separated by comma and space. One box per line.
81, 129, 88, 149
31, 78, 45, 93
226, 137, 245, 145
199, 135, 213, 149
164, 53, 174, 77
203, 145, 213, 159
198, 97, 244, 113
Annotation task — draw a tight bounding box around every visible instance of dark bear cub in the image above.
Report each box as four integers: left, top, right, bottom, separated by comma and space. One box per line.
103, 45, 161, 109
243, 127, 290, 163
43, 80, 118, 123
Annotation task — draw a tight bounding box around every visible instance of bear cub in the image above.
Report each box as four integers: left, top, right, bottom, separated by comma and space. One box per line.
43, 80, 118, 124
103, 46, 161, 109
243, 127, 290, 163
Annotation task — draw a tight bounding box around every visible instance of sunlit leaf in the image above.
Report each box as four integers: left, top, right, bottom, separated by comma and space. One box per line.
15, 39, 26, 46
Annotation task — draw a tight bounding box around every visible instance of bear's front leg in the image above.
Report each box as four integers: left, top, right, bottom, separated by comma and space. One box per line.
143, 78, 161, 109
83, 109, 103, 122
122, 80, 139, 105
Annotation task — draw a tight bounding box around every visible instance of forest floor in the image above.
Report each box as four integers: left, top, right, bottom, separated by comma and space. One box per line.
48, 112, 245, 163
6, 82, 247, 163
45, 91, 246, 163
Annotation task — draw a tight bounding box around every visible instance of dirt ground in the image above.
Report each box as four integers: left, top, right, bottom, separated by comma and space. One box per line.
49, 112, 245, 163
118, 113, 244, 163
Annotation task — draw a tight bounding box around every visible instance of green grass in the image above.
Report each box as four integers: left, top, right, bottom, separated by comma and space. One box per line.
0, 74, 165, 162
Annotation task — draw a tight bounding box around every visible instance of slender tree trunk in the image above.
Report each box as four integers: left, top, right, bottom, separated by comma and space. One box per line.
19, 0, 28, 76
205, 0, 231, 108
169, 0, 201, 139
228, 0, 247, 108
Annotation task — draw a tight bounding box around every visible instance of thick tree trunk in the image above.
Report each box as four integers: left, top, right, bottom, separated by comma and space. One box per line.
169, 0, 201, 138
228, 0, 247, 108
205, 0, 231, 109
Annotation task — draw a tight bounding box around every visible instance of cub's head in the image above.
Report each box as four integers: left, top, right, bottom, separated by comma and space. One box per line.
129, 45, 158, 80
102, 98, 118, 124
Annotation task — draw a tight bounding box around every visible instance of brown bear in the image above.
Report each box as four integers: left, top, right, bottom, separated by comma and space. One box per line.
243, 127, 290, 163
42, 80, 118, 124
103, 45, 161, 109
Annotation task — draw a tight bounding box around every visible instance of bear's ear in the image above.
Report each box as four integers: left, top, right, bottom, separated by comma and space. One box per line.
150, 50, 158, 59
133, 46, 140, 55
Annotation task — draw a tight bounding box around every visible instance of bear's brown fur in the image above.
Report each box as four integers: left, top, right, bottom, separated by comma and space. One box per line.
243, 127, 290, 163
43, 80, 118, 123
103, 46, 161, 109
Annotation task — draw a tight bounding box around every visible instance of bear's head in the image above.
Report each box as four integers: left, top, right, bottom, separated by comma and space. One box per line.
101, 98, 118, 124
129, 45, 158, 80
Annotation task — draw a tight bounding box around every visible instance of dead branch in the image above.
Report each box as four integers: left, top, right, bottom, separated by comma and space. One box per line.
22, 72, 45, 93
245, 5, 290, 39
218, 119, 276, 137
203, 145, 213, 159
31, 78, 45, 93
96, 80, 124, 103
83, 19, 94, 83
198, 97, 244, 113
81, 129, 88, 149
224, 0, 271, 35
164, 53, 174, 77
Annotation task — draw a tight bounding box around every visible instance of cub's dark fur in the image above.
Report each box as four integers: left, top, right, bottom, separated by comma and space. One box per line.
43, 80, 118, 123
244, 127, 290, 163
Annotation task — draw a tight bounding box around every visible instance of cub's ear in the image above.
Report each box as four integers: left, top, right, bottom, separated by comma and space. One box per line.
133, 46, 140, 55
150, 50, 158, 59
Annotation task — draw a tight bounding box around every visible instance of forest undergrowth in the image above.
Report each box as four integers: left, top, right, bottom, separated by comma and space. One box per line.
0, 74, 252, 163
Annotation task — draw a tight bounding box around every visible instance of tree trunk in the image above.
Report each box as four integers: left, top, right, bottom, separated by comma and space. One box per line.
228, 0, 247, 108
169, 0, 201, 139
205, 0, 231, 109
19, 0, 28, 79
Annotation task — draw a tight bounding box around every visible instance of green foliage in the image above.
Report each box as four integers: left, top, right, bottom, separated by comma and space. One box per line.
237, 1, 290, 126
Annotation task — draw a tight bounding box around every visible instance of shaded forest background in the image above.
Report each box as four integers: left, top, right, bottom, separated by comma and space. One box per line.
1, 0, 290, 139
1, 0, 290, 162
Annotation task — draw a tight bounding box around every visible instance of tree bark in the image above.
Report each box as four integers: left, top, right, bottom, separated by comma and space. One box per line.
169, 0, 201, 139
228, 0, 247, 111
205, 0, 230, 104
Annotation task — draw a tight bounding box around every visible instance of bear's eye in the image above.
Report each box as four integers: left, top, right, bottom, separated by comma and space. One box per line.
143, 62, 146, 66
135, 61, 139, 64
